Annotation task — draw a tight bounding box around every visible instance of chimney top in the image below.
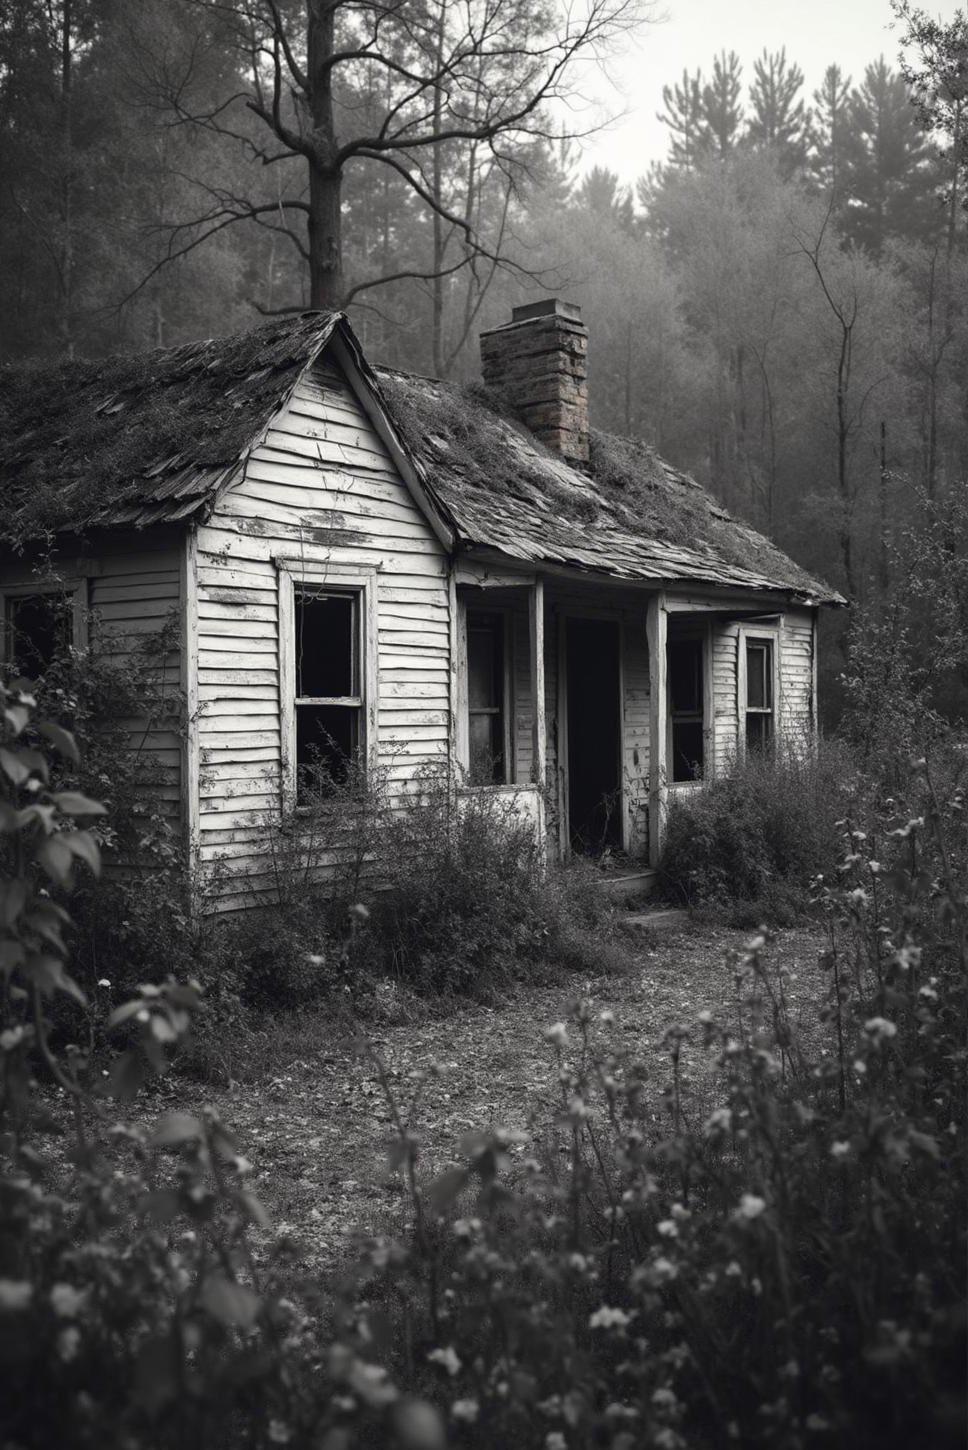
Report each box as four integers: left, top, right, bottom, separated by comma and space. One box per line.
479, 298, 589, 465
509, 298, 582, 325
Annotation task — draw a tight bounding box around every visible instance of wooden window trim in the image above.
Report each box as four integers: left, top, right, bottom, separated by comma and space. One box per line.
461, 603, 513, 787
666, 628, 708, 788
737, 625, 781, 758
276, 559, 379, 813
0, 578, 88, 669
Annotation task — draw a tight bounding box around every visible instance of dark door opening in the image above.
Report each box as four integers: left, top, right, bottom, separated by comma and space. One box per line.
566, 617, 622, 854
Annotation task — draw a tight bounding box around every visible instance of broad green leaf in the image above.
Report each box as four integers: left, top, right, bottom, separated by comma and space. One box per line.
0, 880, 26, 929
199, 1273, 260, 1329
108, 999, 150, 1030
0, 749, 30, 787
34, 720, 79, 764
52, 791, 107, 819
36, 835, 74, 888
3, 705, 30, 737
233, 1189, 272, 1230
150, 1112, 203, 1148
426, 1166, 468, 1212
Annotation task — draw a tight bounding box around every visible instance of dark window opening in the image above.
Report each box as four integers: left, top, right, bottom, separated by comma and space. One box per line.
467, 611, 506, 785
6, 593, 71, 679
294, 588, 360, 797
745, 639, 774, 754
668, 637, 705, 783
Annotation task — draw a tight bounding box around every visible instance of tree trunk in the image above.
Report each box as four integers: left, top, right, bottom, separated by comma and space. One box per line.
307, 0, 343, 309
58, 0, 75, 358
308, 164, 343, 308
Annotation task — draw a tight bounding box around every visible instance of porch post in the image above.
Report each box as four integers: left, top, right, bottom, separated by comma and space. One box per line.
646, 591, 668, 867
529, 574, 546, 789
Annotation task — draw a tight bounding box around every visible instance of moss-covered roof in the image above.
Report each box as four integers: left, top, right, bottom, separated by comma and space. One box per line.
376, 370, 841, 603
0, 312, 339, 542
0, 312, 840, 604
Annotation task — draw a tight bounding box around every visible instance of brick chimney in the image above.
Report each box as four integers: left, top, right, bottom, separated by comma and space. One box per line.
479, 299, 589, 465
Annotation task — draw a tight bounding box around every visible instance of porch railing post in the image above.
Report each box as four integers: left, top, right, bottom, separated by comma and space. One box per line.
529, 574, 546, 791
646, 591, 668, 867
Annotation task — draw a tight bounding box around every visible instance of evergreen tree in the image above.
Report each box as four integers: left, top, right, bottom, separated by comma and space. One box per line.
747, 47, 808, 175
809, 64, 853, 201
702, 51, 744, 159
657, 67, 707, 168
845, 58, 937, 251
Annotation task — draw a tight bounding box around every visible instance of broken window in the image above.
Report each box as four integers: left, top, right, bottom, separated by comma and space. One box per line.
668, 637, 705, 783
294, 588, 360, 794
467, 611, 507, 785
4, 591, 73, 679
744, 638, 774, 753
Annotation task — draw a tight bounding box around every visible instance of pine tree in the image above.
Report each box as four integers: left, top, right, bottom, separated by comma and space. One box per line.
845, 57, 937, 252
657, 67, 707, 168
747, 48, 808, 175
809, 64, 853, 201
702, 51, 744, 159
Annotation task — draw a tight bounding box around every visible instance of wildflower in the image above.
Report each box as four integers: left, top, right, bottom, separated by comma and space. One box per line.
589, 1306, 632, 1330
853, 1059, 867, 1075
725, 1261, 743, 1278
545, 1434, 567, 1450
735, 1193, 767, 1220
704, 1107, 732, 1136
427, 1346, 462, 1377
848, 888, 868, 906
50, 1283, 86, 1319
651, 1257, 678, 1283
863, 1017, 897, 1043
57, 1327, 81, 1363
567, 1095, 589, 1121
267, 1421, 292, 1444
544, 1022, 568, 1047
599, 1009, 615, 1025
918, 984, 938, 1004
0, 1280, 32, 1310
652, 1387, 678, 1410
806, 1413, 831, 1432
96, 978, 111, 989
451, 1399, 479, 1424
671, 1201, 690, 1221
830, 1141, 851, 1160
657, 1219, 678, 1238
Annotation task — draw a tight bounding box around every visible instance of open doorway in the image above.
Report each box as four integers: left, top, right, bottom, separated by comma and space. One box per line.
565, 616, 622, 854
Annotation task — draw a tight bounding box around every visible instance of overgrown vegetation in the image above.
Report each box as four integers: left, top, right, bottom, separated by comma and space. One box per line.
2, 675, 964, 1449
658, 740, 858, 922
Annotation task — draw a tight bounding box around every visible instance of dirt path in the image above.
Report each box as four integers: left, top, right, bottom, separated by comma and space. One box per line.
154, 921, 826, 1274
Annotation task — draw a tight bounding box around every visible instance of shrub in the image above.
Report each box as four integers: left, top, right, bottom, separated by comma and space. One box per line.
372, 772, 629, 998
658, 739, 858, 919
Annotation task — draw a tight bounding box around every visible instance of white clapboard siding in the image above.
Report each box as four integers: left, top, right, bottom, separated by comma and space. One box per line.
780, 609, 815, 744
195, 349, 450, 905
85, 545, 183, 826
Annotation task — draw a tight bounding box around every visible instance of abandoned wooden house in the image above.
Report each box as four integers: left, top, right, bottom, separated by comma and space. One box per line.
0, 301, 842, 907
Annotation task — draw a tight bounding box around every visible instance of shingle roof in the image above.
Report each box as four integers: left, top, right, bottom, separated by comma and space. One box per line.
0, 312, 841, 605
0, 312, 340, 541
376, 370, 842, 605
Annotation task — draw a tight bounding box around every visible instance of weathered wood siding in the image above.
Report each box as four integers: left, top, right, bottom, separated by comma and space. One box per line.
194, 353, 450, 907
710, 607, 817, 762
0, 533, 183, 833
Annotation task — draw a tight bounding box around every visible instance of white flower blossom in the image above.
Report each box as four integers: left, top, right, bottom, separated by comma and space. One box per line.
543, 1022, 568, 1047
427, 1345, 462, 1377
0, 1280, 32, 1311
830, 1141, 851, 1160
736, 1193, 767, 1220
704, 1107, 732, 1136
863, 1017, 897, 1042
50, 1283, 86, 1319
545, 1433, 567, 1450
589, 1306, 632, 1330
657, 1219, 678, 1238
451, 1399, 479, 1423
57, 1326, 81, 1362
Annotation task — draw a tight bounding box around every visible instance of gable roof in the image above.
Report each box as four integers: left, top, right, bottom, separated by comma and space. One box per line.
0, 312, 841, 605
0, 312, 341, 539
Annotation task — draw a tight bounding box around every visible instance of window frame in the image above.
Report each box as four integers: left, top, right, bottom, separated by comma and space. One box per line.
461, 603, 513, 787
737, 626, 780, 758
276, 560, 378, 812
666, 628, 709, 787
0, 578, 88, 675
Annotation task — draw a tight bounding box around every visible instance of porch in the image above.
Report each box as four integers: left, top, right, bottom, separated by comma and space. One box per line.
450, 561, 810, 866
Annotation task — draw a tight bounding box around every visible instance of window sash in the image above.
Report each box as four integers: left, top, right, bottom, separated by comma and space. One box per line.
667, 636, 706, 784
465, 608, 510, 786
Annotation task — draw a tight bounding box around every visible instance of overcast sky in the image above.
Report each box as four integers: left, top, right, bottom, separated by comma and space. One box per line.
574, 0, 964, 182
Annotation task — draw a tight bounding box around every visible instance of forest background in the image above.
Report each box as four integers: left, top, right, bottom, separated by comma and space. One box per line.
2, 0, 967, 722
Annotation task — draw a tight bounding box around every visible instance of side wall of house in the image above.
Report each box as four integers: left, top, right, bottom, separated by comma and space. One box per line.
193, 352, 450, 909
0, 531, 184, 834
711, 606, 817, 763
